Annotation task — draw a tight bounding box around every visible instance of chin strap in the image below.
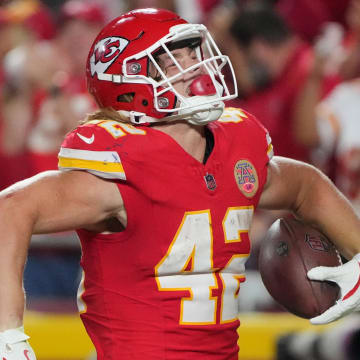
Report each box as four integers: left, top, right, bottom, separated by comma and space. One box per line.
125, 103, 224, 126
179, 98, 224, 125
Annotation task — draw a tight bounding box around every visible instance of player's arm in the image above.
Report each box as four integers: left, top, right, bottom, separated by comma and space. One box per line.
258, 156, 360, 258
258, 156, 360, 324
0, 170, 123, 331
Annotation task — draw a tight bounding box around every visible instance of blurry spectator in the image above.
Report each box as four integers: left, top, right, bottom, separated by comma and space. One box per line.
292, 22, 345, 152
175, 0, 227, 24
276, 0, 360, 81
0, 0, 56, 190
0, 0, 106, 302
128, 0, 176, 11
292, 5, 360, 204
338, 0, 360, 80
275, 0, 351, 43
296, 78, 360, 215
100, 0, 128, 19
211, 5, 341, 162
2, 0, 103, 177
1, 0, 56, 40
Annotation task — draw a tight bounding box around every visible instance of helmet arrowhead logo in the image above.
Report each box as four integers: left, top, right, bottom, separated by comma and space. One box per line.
90, 36, 129, 77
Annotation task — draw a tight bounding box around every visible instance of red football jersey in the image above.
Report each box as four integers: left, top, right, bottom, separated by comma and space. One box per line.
58, 108, 273, 360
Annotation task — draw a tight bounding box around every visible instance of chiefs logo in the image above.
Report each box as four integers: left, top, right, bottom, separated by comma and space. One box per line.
90, 36, 129, 77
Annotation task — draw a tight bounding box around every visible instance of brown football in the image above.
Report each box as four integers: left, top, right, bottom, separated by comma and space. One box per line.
258, 218, 342, 319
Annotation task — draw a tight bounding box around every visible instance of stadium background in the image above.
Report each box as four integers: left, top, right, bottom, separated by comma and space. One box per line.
1, 0, 359, 359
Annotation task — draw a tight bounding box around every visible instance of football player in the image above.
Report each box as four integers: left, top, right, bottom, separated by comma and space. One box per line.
0, 8, 360, 360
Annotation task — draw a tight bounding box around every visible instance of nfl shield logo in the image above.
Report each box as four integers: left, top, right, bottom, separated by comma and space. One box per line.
204, 173, 217, 191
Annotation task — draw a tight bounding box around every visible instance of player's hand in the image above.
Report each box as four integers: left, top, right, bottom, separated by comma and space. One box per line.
307, 253, 360, 325
0, 327, 36, 359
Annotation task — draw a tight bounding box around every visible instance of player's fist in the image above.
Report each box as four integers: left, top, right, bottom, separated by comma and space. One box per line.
0, 327, 36, 360
307, 253, 360, 325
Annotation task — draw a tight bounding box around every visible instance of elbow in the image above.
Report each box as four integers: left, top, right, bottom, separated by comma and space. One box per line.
0, 187, 38, 232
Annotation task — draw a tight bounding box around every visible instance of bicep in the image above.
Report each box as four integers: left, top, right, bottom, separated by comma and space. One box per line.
258, 156, 314, 211
1, 170, 124, 234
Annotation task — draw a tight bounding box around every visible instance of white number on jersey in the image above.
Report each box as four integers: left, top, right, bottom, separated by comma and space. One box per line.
155, 207, 253, 325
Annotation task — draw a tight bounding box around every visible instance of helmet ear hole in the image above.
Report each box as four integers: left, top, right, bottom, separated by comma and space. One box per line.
117, 93, 135, 103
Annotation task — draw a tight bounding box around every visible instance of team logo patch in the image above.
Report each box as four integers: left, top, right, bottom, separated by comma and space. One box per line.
90, 36, 129, 77
234, 159, 258, 198
305, 234, 331, 252
204, 173, 217, 191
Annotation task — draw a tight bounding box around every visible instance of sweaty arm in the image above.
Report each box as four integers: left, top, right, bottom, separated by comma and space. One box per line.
0, 170, 124, 330
259, 156, 360, 324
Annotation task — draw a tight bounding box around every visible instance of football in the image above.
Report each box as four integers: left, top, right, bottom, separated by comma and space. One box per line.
258, 217, 342, 319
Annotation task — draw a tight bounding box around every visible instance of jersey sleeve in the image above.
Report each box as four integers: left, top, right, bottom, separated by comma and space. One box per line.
242, 108, 274, 202
250, 111, 274, 163
220, 107, 274, 162
58, 120, 127, 180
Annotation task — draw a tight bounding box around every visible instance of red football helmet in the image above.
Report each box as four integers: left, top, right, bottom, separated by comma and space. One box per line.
86, 8, 237, 125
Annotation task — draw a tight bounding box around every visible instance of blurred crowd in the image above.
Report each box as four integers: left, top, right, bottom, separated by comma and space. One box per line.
0, 0, 360, 359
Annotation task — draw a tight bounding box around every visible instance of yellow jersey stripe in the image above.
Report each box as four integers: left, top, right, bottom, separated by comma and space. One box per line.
58, 156, 124, 174
266, 133, 274, 160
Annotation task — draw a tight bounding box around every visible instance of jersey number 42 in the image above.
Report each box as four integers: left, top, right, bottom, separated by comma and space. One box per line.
155, 207, 253, 325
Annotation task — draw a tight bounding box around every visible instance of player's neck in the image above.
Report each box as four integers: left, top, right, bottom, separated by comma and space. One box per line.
152, 121, 206, 163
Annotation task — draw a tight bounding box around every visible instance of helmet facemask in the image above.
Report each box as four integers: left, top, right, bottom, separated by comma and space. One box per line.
122, 23, 238, 125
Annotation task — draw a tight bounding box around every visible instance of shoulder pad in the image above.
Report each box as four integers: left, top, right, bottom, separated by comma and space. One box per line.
58, 120, 146, 180
219, 107, 273, 161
